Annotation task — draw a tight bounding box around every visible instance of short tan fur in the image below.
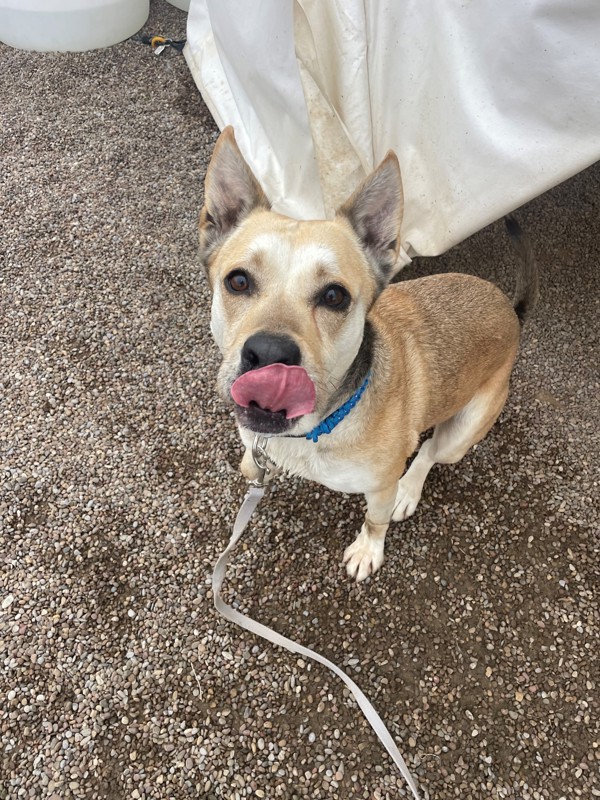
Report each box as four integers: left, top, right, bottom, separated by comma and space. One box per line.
200, 127, 538, 581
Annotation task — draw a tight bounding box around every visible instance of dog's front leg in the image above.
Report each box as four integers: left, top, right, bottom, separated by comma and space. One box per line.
343, 484, 398, 582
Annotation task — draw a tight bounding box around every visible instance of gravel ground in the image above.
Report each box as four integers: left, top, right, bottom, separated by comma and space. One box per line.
1, 2, 598, 798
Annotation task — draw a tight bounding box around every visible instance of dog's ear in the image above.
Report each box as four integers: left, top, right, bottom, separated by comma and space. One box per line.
337, 152, 403, 285
200, 127, 270, 266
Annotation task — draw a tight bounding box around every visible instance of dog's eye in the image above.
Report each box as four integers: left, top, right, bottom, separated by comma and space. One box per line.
225, 270, 252, 294
319, 284, 351, 311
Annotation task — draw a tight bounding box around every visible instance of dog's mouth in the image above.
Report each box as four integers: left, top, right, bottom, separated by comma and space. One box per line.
230, 363, 316, 434
235, 402, 294, 434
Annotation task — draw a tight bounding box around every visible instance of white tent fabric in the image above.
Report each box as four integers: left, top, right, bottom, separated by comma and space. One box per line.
185, 0, 600, 258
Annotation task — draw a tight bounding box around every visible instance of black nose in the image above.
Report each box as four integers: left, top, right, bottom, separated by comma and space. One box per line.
241, 332, 301, 371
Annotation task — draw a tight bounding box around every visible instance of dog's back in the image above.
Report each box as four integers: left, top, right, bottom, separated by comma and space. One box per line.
371, 217, 538, 432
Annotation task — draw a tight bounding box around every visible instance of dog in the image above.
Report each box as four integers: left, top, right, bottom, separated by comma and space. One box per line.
199, 127, 538, 581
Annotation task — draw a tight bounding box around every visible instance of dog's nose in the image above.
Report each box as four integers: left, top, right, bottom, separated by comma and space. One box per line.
241, 332, 301, 371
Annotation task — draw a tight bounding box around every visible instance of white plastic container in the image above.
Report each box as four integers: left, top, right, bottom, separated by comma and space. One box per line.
0, 0, 149, 52
166, 0, 190, 10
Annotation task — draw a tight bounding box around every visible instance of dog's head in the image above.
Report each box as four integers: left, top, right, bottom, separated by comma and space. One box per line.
200, 127, 404, 436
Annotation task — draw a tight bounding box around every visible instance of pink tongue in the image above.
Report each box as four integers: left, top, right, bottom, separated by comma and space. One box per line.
231, 364, 316, 419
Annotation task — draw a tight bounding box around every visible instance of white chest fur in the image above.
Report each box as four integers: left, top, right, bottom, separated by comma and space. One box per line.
240, 430, 378, 495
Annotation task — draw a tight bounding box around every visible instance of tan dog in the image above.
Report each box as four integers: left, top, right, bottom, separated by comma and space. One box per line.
199, 127, 538, 581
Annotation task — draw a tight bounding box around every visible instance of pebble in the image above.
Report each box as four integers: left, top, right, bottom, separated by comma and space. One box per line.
2, 594, 15, 610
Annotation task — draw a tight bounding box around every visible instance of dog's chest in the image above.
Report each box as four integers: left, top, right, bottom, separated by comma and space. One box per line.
267, 438, 376, 494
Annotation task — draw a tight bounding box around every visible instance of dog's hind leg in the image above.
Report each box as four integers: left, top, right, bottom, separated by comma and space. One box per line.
392, 369, 512, 522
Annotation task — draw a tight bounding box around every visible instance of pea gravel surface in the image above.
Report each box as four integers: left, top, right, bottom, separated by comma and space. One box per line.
1, 3, 598, 799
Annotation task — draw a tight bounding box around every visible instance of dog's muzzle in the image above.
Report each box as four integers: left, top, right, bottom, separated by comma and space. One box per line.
231, 332, 316, 434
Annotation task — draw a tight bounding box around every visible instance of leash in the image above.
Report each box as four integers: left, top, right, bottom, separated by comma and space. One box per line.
211, 436, 421, 799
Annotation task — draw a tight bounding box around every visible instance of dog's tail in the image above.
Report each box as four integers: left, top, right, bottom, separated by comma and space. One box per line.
505, 214, 539, 325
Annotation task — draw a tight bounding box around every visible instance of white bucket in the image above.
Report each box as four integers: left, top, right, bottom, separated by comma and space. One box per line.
165, 0, 190, 10
0, 0, 149, 52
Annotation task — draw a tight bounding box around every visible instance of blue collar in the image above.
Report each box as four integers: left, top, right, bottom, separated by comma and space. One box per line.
305, 372, 371, 443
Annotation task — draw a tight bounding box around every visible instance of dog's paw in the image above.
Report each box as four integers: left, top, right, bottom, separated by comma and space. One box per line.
392, 479, 421, 521
343, 527, 385, 582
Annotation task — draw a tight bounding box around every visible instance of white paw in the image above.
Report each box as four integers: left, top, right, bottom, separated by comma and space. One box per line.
392, 479, 422, 521
343, 527, 385, 582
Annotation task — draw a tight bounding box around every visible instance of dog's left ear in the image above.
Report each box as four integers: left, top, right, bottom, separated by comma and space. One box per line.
337, 152, 404, 284
200, 126, 271, 267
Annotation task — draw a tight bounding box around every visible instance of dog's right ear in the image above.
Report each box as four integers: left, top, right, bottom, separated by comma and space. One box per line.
337, 152, 404, 287
199, 127, 270, 267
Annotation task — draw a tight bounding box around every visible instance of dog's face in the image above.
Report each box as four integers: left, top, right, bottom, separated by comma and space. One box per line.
199, 127, 404, 436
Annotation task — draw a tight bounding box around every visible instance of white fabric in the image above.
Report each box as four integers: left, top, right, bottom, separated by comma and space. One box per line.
185, 0, 324, 217
185, 0, 600, 257
212, 486, 421, 798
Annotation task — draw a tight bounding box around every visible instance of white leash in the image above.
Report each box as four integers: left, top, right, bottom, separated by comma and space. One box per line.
211, 440, 421, 799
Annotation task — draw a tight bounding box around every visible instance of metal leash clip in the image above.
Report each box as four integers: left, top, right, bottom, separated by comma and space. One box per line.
250, 435, 273, 487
